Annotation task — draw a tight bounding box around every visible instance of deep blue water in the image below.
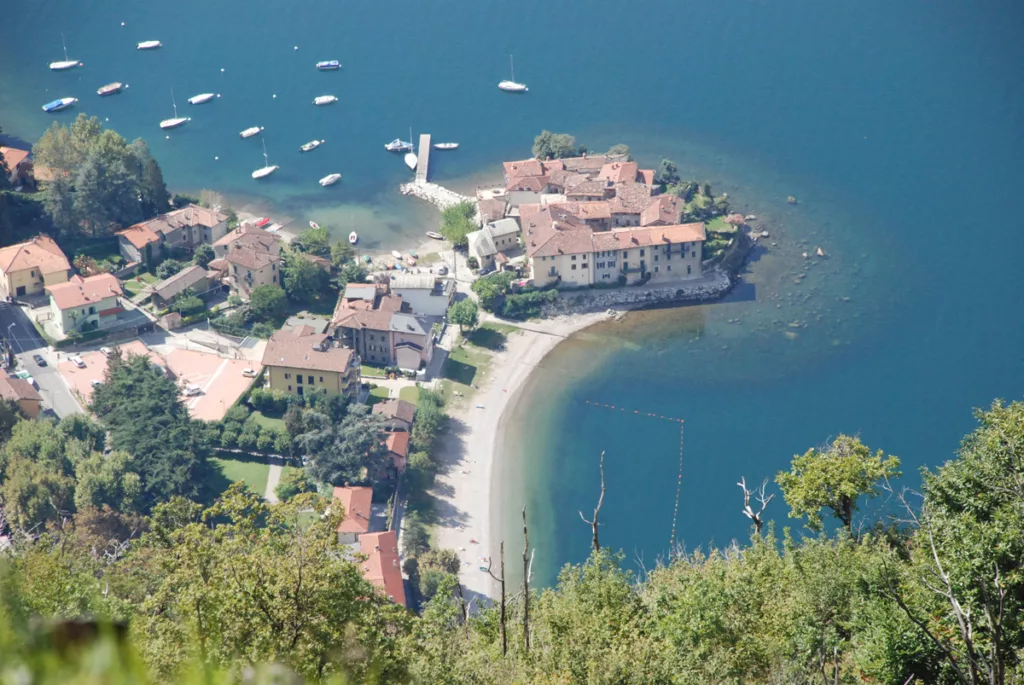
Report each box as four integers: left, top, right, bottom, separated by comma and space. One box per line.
3, 0, 1024, 587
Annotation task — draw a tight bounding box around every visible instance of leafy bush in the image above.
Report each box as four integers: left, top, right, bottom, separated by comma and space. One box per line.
248, 284, 287, 321
466, 256, 479, 270
501, 289, 557, 320
440, 201, 477, 248
250, 322, 276, 339
170, 292, 205, 317
155, 259, 184, 280
249, 388, 290, 414
275, 468, 315, 501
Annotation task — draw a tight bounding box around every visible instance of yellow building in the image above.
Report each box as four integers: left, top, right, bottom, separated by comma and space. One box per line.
0, 236, 71, 298
260, 327, 360, 399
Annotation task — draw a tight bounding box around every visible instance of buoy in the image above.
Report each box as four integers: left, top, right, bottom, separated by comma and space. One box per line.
104, 117, 109, 122
294, 45, 298, 50
214, 156, 219, 161
120, 21, 125, 26
272, 94, 277, 99
216, 93, 221, 98
220, 67, 225, 72
165, 135, 170, 140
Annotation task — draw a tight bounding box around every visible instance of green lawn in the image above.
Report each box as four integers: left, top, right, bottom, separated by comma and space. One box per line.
250, 410, 286, 432
212, 457, 270, 497
440, 340, 493, 405
398, 385, 420, 403
367, 386, 391, 405
361, 364, 388, 378
121, 272, 158, 297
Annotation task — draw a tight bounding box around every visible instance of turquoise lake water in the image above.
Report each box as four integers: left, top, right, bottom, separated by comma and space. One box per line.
4, 1, 1024, 587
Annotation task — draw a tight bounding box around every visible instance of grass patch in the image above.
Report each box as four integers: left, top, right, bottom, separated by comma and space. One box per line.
418, 252, 441, 265
706, 216, 737, 235
367, 386, 391, 405
361, 363, 387, 378
440, 341, 494, 406
250, 410, 286, 432
212, 457, 270, 498
398, 385, 420, 403
122, 273, 158, 297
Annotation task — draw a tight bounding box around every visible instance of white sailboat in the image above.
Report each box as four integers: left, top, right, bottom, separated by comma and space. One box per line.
137, 40, 162, 50
159, 90, 190, 130
403, 127, 417, 169
498, 55, 528, 92
251, 137, 279, 179
49, 33, 82, 71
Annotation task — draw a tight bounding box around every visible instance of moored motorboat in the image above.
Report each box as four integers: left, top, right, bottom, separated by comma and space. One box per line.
426, 231, 443, 240
391, 250, 402, 260
348, 232, 358, 245
300, 140, 323, 152
385, 138, 413, 152
319, 173, 342, 187
240, 126, 264, 138
137, 40, 162, 50
188, 93, 217, 105
316, 60, 341, 70
42, 97, 78, 113
433, 142, 459, 150
404, 152, 417, 170
313, 95, 338, 106
97, 82, 124, 96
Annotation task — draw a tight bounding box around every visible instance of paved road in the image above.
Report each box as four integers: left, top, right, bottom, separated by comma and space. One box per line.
0, 302, 84, 418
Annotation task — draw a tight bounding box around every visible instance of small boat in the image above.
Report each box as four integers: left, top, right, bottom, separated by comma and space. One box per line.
188, 93, 217, 105
158, 90, 189, 129
391, 250, 402, 260
309, 221, 320, 229
406, 256, 416, 266
433, 142, 459, 150
97, 82, 124, 96
42, 97, 77, 113
313, 95, 338, 106
254, 216, 271, 228
300, 140, 323, 152
240, 126, 264, 139
426, 231, 443, 240
498, 55, 528, 92
251, 137, 279, 180
404, 152, 418, 170
49, 34, 82, 70
384, 138, 413, 152
316, 60, 341, 70
349, 232, 358, 245
319, 173, 342, 187
137, 40, 162, 50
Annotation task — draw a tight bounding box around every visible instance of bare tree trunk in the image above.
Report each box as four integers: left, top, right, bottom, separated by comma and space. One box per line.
578, 451, 606, 552
487, 542, 508, 656
522, 505, 530, 653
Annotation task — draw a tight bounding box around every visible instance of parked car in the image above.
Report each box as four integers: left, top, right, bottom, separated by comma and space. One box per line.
183, 384, 202, 397
241, 368, 259, 378
70, 355, 86, 369
436, 264, 449, 276
90, 379, 102, 387
32, 354, 46, 366
99, 347, 112, 356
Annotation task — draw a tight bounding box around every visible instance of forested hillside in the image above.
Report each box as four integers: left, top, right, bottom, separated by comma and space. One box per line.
2, 399, 1023, 684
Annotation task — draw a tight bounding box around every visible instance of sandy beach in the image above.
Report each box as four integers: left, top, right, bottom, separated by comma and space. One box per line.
431, 311, 617, 602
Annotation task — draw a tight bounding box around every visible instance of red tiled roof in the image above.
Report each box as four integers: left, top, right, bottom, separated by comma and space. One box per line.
598, 161, 639, 184
46, 274, 122, 311
333, 486, 373, 535
0, 369, 41, 403
640, 195, 682, 226
359, 531, 406, 606
0, 235, 71, 276
372, 399, 416, 424
261, 329, 355, 373
117, 223, 161, 250
386, 432, 409, 458
609, 183, 654, 213
0, 147, 31, 171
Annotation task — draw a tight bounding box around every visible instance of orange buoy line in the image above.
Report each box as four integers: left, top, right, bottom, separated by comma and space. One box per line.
583, 400, 686, 551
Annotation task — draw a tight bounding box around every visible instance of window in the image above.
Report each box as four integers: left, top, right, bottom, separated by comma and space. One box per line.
602, 273, 610, 280
297, 386, 304, 396
667, 265, 672, 272
623, 261, 628, 270
571, 255, 577, 261
654, 266, 659, 273
88, 306, 96, 315
285, 373, 291, 379
571, 264, 577, 270
288, 385, 292, 391
31, 270, 37, 277
297, 375, 303, 384
81, 309, 86, 315
319, 376, 324, 382
308, 375, 314, 385
622, 251, 628, 258
654, 255, 659, 262
640, 249, 645, 257
687, 264, 692, 275
548, 267, 556, 276
582, 262, 588, 269
608, 260, 616, 268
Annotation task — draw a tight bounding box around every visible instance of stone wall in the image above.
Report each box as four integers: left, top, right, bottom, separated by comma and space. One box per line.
540, 270, 734, 316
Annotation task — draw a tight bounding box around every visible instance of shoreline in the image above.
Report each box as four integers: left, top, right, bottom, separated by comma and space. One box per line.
431, 311, 617, 601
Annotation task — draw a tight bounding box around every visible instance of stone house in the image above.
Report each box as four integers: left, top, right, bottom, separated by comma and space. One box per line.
116, 204, 228, 264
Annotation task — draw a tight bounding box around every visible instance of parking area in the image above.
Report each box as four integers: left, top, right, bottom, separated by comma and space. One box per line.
164, 349, 261, 422
57, 340, 167, 405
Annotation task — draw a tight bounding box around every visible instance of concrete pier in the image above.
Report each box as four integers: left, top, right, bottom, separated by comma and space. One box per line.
416, 133, 431, 183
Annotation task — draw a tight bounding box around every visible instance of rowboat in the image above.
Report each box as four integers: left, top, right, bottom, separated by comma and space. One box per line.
309, 221, 320, 229
433, 142, 459, 150
319, 173, 342, 187
300, 140, 323, 152
316, 60, 341, 70
391, 250, 402, 260
406, 256, 417, 266
254, 217, 271, 228
97, 82, 124, 96
42, 97, 77, 113
349, 232, 359, 245
404, 152, 417, 170
188, 93, 217, 105
313, 95, 338, 106
426, 231, 443, 240
137, 40, 162, 50
240, 126, 264, 138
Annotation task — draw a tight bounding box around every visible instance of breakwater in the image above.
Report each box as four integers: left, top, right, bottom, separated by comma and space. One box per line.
399, 182, 474, 211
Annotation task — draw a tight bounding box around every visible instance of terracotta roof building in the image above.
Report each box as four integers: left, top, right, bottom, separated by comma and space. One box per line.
149, 265, 214, 308
261, 329, 359, 399
116, 204, 229, 264
0, 235, 71, 298
358, 531, 407, 606
372, 399, 416, 431
224, 243, 281, 297
332, 485, 373, 543
0, 369, 42, 418
385, 432, 410, 473
45, 274, 124, 339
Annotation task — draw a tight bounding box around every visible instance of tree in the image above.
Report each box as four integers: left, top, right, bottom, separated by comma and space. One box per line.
338, 261, 368, 286
331, 240, 355, 267
275, 468, 316, 502
533, 130, 579, 160
293, 225, 331, 258
72, 157, 109, 237
131, 139, 170, 216
447, 298, 479, 333
403, 511, 431, 557
155, 259, 184, 280
169, 290, 205, 316
248, 284, 287, 321
471, 270, 516, 312
439, 201, 477, 248
192, 244, 215, 268
301, 406, 388, 485
776, 434, 901, 532
282, 252, 331, 303
606, 144, 632, 160
73, 450, 143, 514
654, 158, 680, 186
0, 148, 11, 191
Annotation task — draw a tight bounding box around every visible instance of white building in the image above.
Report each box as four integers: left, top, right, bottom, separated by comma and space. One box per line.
466, 218, 521, 270
390, 273, 455, 317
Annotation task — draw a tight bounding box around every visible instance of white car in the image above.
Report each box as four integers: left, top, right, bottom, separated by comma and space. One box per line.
242, 368, 259, 378
183, 384, 202, 397
90, 379, 102, 387
99, 347, 112, 356
69, 355, 86, 369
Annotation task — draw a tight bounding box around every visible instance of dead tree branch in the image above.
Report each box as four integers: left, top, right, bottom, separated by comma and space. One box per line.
522, 505, 530, 653
486, 542, 508, 656
738, 477, 774, 534
578, 451, 606, 552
